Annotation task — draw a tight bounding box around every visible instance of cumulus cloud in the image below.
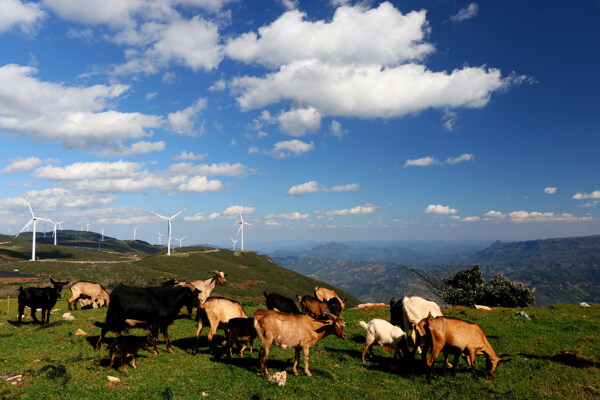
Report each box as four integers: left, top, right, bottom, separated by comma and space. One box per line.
0, 187, 116, 212
177, 176, 223, 193
173, 151, 208, 161
544, 187, 557, 195
287, 180, 359, 196
450, 3, 479, 22
484, 210, 505, 218
167, 162, 249, 176
462, 216, 480, 222
322, 203, 378, 216
1, 156, 42, 174
484, 209, 592, 222
265, 219, 281, 226
185, 205, 255, 221
265, 211, 309, 220
329, 120, 347, 137
573, 190, 600, 200
270, 139, 315, 158
424, 204, 458, 214
98, 140, 165, 156
0, 64, 163, 151
32, 160, 142, 180
405, 153, 474, 167
0, 0, 46, 34
277, 107, 321, 136
167, 98, 207, 136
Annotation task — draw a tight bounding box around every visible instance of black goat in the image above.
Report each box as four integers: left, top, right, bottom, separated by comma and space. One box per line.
224, 317, 257, 358
95, 285, 200, 353
263, 292, 300, 314
18, 277, 69, 326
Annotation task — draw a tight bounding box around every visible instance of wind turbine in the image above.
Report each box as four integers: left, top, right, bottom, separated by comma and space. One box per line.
151, 209, 184, 256
133, 227, 138, 242
236, 213, 253, 251
229, 236, 239, 251
51, 220, 67, 245
157, 231, 164, 245
101, 229, 105, 241
15, 196, 52, 261
86, 220, 91, 232
174, 236, 188, 248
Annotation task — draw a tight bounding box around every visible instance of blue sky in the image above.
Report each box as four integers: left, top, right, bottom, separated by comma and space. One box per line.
0, 0, 598, 249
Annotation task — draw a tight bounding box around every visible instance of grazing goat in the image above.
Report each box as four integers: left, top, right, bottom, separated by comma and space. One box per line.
358, 319, 410, 364
162, 270, 227, 306
193, 297, 247, 354
296, 295, 342, 320
416, 313, 506, 381
96, 285, 200, 354
264, 292, 300, 314
254, 309, 347, 377
17, 277, 69, 326
390, 296, 442, 352
108, 335, 156, 373
68, 281, 110, 311
314, 287, 346, 310
224, 317, 256, 358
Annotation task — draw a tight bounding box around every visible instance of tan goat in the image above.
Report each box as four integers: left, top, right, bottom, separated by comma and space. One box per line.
192, 297, 247, 354
68, 281, 110, 311
254, 309, 347, 377
416, 313, 506, 380
314, 287, 346, 310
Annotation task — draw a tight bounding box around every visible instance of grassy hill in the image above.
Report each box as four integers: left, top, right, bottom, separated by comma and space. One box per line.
0, 300, 597, 399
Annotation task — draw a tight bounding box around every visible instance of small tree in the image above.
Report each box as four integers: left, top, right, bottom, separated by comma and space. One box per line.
481, 274, 535, 307
440, 264, 486, 307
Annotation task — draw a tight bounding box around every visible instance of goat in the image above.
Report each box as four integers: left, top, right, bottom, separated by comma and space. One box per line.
161, 270, 227, 306
68, 281, 110, 311
264, 292, 300, 314
224, 317, 257, 358
390, 296, 442, 353
314, 287, 346, 310
296, 295, 341, 320
358, 319, 410, 364
96, 285, 200, 354
416, 313, 506, 381
193, 297, 247, 354
17, 277, 69, 326
108, 335, 157, 373
254, 309, 347, 377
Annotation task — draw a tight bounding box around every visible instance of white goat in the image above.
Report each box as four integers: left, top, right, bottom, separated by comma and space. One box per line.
359, 318, 408, 363
391, 296, 443, 353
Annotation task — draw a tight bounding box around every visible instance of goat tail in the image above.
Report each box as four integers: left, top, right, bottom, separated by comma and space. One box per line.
358, 320, 368, 330
498, 353, 512, 362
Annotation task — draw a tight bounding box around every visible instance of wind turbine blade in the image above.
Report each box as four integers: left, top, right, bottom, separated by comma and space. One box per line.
170, 209, 185, 219
151, 211, 168, 220
15, 220, 33, 238
237, 224, 243, 234
244, 222, 253, 227
26, 196, 35, 218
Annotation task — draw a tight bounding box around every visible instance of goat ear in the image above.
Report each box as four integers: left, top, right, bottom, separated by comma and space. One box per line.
50, 276, 56, 284
427, 312, 434, 322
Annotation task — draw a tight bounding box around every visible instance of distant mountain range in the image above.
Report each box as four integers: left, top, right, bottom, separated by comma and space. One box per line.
272, 235, 600, 306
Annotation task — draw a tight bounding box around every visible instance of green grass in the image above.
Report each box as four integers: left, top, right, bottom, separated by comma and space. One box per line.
0, 301, 598, 399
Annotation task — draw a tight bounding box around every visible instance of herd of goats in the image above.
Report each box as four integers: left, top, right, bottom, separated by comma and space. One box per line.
14, 271, 506, 381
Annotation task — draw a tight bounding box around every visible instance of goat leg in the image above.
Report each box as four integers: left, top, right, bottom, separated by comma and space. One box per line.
293, 348, 300, 376
303, 347, 312, 377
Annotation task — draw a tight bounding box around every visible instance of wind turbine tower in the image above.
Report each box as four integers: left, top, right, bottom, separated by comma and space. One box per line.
236, 213, 253, 251
133, 227, 138, 242
157, 231, 164, 245
15, 196, 52, 261
51, 220, 66, 245
151, 209, 184, 256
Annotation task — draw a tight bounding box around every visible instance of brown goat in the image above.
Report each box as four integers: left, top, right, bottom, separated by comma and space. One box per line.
254, 309, 347, 377
193, 297, 247, 354
314, 287, 346, 310
296, 295, 341, 320
224, 317, 256, 358
108, 335, 156, 373
416, 313, 505, 380
68, 281, 110, 311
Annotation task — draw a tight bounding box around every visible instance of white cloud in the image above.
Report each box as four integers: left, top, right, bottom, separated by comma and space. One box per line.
446, 153, 475, 164
573, 190, 600, 200
247, 146, 260, 155
0, 0, 46, 34
1, 156, 42, 173
287, 180, 359, 196
225, 4, 434, 68
173, 151, 208, 161
32, 160, 142, 180
190, 205, 256, 221
544, 187, 557, 195
329, 120, 347, 137
177, 176, 223, 193
270, 139, 315, 158
323, 203, 378, 216
507, 210, 592, 223
462, 216, 480, 222
184, 212, 205, 221
484, 210, 505, 218
0, 64, 163, 150
578, 201, 599, 208
265, 219, 281, 226
265, 211, 309, 220
0, 187, 116, 212
442, 110, 458, 131
424, 204, 458, 214
167, 97, 207, 136
450, 3, 479, 22
99, 140, 166, 156
146, 91, 157, 100
277, 107, 321, 136
167, 162, 249, 176
405, 156, 438, 167
277, 0, 298, 11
